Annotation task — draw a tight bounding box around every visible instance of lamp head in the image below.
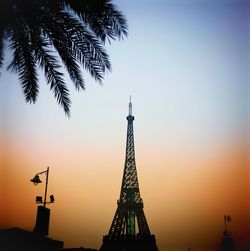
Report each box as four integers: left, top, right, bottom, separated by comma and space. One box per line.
30, 175, 42, 185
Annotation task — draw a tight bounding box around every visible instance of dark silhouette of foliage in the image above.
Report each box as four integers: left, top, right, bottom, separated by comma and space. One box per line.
0, 0, 128, 116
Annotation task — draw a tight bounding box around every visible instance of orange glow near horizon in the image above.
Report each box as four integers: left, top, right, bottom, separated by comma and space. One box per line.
1, 132, 249, 251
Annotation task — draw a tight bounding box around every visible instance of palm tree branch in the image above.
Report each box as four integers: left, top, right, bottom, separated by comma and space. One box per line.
0, 29, 4, 69
7, 22, 39, 103
62, 0, 128, 42
37, 47, 71, 116
21, 2, 85, 92
29, 30, 71, 116
62, 13, 111, 71
52, 38, 85, 91
40, 10, 110, 83
59, 12, 112, 77
0, 0, 128, 116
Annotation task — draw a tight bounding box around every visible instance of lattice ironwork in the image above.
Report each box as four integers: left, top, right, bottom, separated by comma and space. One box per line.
107, 100, 151, 238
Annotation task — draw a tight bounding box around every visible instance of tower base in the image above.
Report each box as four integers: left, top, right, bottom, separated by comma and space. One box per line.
100, 235, 158, 251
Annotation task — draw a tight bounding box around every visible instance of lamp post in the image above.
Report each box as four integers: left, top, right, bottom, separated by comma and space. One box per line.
30, 166, 55, 236
30, 166, 54, 207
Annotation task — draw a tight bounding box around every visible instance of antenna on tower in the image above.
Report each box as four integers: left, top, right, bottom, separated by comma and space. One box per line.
129, 96, 132, 116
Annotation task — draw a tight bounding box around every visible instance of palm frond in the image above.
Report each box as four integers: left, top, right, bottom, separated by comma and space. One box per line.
59, 12, 111, 79
7, 24, 39, 103
41, 10, 110, 83
52, 39, 85, 91
0, 0, 128, 116
30, 31, 71, 116
38, 47, 71, 116
0, 30, 4, 69
63, 0, 128, 42
49, 73, 71, 117
105, 4, 128, 41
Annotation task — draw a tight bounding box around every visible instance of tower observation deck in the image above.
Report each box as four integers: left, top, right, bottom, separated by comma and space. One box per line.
100, 100, 158, 251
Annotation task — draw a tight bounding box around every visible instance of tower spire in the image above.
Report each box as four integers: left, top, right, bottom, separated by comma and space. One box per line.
100, 101, 158, 251
129, 96, 132, 116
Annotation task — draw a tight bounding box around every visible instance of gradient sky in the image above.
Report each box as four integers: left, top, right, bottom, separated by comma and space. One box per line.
0, 1, 250, 251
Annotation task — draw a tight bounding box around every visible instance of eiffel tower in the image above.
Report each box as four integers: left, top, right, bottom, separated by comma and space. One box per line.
100, 99, 158, 251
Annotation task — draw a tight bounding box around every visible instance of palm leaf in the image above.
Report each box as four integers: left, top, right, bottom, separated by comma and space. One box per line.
63, 0, 128, 42
0, 30, 4, 69
41, 10, 110, 83
30, 31, 72, 116
7, 23, 39, 103
0, 0, 128, 116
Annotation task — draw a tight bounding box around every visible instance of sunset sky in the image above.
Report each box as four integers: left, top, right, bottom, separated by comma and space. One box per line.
0, 1, 249, 251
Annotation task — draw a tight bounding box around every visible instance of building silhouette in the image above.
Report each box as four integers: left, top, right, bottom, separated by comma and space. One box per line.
0, 228, 63, 251
100, 100, 158, 251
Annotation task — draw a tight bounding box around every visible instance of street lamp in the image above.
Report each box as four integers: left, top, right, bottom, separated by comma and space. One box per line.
30, 166, 55, 236
30, 167, 55, 207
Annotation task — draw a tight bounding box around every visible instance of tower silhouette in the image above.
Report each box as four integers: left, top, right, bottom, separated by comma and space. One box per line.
100, 99, 158, 251
222, 215, 234, 251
